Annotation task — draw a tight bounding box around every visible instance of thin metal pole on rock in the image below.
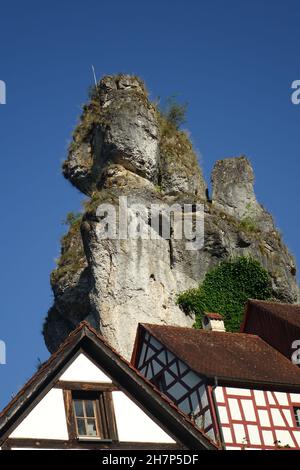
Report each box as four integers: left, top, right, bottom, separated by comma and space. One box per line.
91, 65, 97, 87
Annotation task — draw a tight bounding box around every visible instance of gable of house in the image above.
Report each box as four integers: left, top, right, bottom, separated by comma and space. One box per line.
0, 322, 216, 450
6, 352, 175, 447
131, 326, 216, 442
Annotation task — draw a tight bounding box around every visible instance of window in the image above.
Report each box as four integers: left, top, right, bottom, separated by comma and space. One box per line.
73, 398, 100, 437
294, 407, 300, 427
152, 371, 167, 393
71, 391, 118, 440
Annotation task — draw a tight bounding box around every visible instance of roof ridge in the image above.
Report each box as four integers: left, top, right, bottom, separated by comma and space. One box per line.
141, 323, 260, 339
249, 299, 300, 307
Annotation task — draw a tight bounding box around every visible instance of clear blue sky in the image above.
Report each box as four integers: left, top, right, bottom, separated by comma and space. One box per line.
0, 0, 299, 409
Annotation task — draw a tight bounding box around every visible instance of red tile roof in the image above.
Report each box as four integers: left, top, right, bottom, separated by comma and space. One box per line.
240, 299, 300, 362
204, 312, 224, 320
140, 323, 300, 390
243, 299, 300, 329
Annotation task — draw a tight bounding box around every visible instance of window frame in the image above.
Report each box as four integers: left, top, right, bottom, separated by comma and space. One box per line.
152, 370, 167, 393
293, 406, 300, 428
73, 394, 102, 438
63, 387, 118, 443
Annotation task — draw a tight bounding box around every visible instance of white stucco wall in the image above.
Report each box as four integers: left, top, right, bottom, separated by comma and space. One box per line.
10, 389, 68, 440
112, 391, 175, 443
59, 353, 112, 383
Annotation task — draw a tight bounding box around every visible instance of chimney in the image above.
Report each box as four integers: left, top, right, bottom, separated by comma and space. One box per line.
202, 312, 226, 332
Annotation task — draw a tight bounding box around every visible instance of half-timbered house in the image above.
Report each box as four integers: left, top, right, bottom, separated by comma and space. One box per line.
132, 313, 300, 450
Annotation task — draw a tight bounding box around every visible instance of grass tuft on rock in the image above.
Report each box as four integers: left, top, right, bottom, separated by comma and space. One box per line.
51, 215, 86, 285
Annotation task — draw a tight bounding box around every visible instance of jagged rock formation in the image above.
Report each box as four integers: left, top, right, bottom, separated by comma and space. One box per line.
43, 74, 299, 358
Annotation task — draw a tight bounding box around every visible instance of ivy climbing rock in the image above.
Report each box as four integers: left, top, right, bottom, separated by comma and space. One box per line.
177, 257, 274, 333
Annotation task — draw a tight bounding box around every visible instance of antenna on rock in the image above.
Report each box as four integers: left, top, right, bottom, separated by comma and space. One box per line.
91, 65, 97, 87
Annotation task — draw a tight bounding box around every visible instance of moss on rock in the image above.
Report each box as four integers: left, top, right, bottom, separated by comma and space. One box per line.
51, 216, 87, 286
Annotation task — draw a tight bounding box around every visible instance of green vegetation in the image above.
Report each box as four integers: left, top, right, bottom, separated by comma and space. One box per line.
67, 98, 104, 155
63, 211, 82, 227
157, 98, 200, 182
83, 189, 118, 214
52, 190, 120, 286
177, 256, 274, 332
88, 85, 98, 101
51, 214, 86, 285
238, 216, 258, 233
154, 184, 163, 193
160, 95, 187, 130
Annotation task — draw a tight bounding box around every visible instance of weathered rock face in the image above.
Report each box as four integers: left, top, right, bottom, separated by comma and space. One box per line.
43, 74, 299, 358
159, 121, 207, 197
63, 75, 159, 195
211, 156, 274, 231
82, 216, 197, 358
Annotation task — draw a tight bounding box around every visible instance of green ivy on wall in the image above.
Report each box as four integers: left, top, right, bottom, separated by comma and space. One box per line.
177, 256, 274, 332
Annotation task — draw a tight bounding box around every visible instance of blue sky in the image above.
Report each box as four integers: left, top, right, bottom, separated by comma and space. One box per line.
0, 0, 299, 409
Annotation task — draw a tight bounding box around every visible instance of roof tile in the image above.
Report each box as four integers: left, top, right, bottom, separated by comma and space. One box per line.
141, 323, 300, 388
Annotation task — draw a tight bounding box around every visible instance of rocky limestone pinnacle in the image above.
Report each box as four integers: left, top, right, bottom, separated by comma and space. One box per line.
43, 74, 299, 359
211, 156, 273, 229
